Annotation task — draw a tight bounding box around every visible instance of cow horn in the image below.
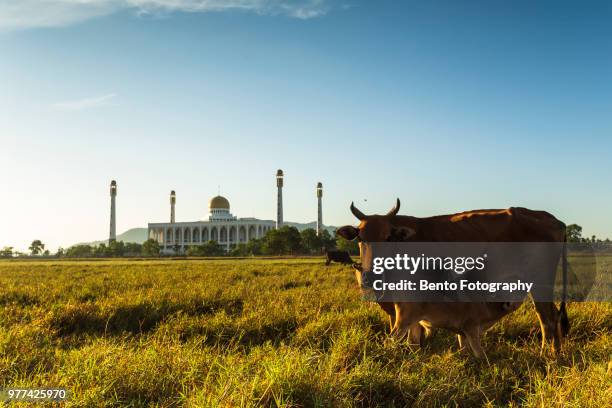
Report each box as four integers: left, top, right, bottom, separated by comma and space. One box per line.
387, 198, 400, 217
350, 202, 366, 220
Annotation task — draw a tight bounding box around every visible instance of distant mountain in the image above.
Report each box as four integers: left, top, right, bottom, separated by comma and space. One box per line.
73, 223, 337, 247
76, 228, 148, 247
115, 228, 149, 243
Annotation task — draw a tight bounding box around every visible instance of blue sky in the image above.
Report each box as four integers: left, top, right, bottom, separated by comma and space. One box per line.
1, 0, 611, 251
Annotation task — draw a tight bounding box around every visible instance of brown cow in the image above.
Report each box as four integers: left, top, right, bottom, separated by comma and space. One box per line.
337, 199, 569, 358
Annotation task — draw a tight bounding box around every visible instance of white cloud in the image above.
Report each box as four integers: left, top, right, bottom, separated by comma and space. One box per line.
52, 93, 117, 111
0, 0, 331, 31
0, 1, 121, 31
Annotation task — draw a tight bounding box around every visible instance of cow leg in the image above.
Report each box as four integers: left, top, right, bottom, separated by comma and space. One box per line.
390, 303, 413, 341
389, 313, 396, 331
457, 333, 475, 356
391, 304, 425, 348
391, 322, 420, 345
378, 302, 396, 331
414, 321, 432, 347
463, 326, 488, 362
457, 333, 465, 350
532, 301, 561, 354
390, 318, 408, 340
408, 323, 425, 347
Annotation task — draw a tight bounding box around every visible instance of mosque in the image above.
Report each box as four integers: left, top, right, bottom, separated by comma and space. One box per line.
147, 193, 276, 253
107, 169, 324, 253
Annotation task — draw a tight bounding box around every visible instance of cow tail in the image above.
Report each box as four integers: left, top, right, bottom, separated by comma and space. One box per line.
560, 234, 570, 336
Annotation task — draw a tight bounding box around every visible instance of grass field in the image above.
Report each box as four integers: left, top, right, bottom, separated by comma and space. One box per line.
0, 258, 610, 407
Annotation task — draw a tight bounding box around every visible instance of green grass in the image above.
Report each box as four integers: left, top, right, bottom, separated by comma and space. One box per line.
0, 258, 610, 407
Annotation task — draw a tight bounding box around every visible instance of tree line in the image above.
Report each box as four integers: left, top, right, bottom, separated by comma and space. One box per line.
0, 227, 359, 258
4, 223, 608, 259
565, 224, 612, 251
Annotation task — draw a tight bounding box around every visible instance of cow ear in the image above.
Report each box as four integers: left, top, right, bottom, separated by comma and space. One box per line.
336, 226, 359, 241
389, 226, 416, 241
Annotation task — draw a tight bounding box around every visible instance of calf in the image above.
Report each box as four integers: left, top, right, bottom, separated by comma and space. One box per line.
391, 298, 521, 360
352, 263, 519, 360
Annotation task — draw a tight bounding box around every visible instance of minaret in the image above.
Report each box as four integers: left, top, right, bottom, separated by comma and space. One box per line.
316, 182, 323, 236
276, 169, 284, 229
170, 190, 176, 223
109, 180, 117, 244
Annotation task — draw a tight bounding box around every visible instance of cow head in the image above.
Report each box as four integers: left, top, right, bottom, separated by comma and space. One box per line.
336, 198, 416, 280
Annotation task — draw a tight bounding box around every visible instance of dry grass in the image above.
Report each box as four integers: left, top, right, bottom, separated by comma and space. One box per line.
0, 258, 610, 407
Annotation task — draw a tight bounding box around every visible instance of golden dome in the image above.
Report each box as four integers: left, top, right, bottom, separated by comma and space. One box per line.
209, 195, 230, 210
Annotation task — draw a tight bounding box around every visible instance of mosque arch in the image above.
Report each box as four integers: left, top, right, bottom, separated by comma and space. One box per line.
184, 227, 191, 243
248, 225, 256, 241
220, 226, 227, 242
229, 226, 237, 243
211, 227, 218, 242
202, 227, 209, 242
239, 226, 247, 242
166, 228, 173, 242
175, 228, 182, 244
193, 227, 200, 243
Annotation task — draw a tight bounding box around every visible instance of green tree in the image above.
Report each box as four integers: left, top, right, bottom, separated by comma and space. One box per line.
185, 246, 198, 256
186, 241, 225, 257
0, 247, 13, 258
300, 228, 321, 254
124, 242, 143, 256
283, 226, 302, 254
142, 239, 161, 257
203, 241, 226, 256
29, 240, 45, 256
320, 229, 336, 250
65, 244, 93, 258
336, 236, 359, 255
108, 241, 125, 257
55, 247, 65, 257
230, 243, 249, 256
262, 229, 285, 255
566, 224, 582, 243
93, 243, 108, 257
246, 238, 263, 256
262, 226, 302, 255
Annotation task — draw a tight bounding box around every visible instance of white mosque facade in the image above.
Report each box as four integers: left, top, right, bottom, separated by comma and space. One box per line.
147, 195, 276, 253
